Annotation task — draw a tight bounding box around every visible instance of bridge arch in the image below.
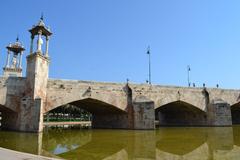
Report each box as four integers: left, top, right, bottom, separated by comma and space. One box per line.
230, 102, 240, 124
155, 100, 207, 126
0, 104, 18, 130
45, 98, 128, 129
45, 85, 127, 114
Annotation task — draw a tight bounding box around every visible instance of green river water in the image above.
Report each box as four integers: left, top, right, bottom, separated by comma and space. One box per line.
0, 126, 239, 160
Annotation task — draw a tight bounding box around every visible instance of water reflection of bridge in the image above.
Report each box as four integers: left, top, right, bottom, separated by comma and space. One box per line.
42, 127, 240, 159
1, 127, 240, 159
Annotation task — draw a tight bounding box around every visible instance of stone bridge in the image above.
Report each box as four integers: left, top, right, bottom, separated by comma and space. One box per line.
1, 73, 240, 132
1, 17, 240, 132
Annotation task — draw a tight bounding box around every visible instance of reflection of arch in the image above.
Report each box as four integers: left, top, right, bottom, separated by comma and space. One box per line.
43, 128, 92, 155
156, 127, 207, 155
156, 143, 209, 159
43, 129, 156, 160
231, 102, 240, 124
156, 101, 207, 126
57, 130, 128, 160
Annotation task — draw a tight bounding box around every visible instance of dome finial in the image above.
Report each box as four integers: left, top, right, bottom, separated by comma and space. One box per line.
40, 12, 44, 21
16, 35, 19, 42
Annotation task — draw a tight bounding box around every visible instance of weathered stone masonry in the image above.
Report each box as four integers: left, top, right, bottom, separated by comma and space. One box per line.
0, 18, 240, 132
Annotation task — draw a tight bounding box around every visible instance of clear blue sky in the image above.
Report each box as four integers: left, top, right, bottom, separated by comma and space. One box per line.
0, 0, 240, 89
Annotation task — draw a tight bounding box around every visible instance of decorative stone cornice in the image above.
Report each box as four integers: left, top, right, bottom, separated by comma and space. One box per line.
27, 52, 50, 63
3, 67, 22, 72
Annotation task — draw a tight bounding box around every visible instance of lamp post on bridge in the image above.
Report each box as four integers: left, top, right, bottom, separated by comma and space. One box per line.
146, 46, 151, 85
187, 65, 191, 87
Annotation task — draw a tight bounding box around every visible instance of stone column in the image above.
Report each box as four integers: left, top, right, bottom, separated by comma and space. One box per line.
23, 52, 50, 132
132, 96, 155, 129
18, 88, 44, 132
19, 51, 23, 68
207, 99, 232, 126
30, 35, 34, 54
45, 36, 49, 57
6, 49, 10, 67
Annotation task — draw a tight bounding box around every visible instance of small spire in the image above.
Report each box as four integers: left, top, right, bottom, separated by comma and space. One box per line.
38, 13, 45, 27
147, 46, 150, 54
40, 12, 44, 21
16, 35, 19, 42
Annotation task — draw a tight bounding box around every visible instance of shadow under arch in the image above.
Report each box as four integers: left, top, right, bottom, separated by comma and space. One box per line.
156, 100, 207, 126
0, 104, 18, 130
45, 98, 128, 129
230, 102, 240, 124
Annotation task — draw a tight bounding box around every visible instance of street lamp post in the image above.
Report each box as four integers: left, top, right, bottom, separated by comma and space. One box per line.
187, 65, 191, 87
147, 46, 151, 85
